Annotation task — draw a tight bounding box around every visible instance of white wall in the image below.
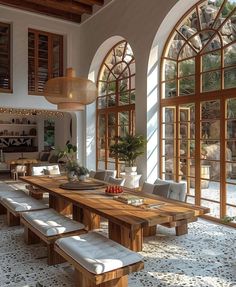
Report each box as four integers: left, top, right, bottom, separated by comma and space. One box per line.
0, 0, 201, 176
0, 5, 80, 110
80, 0, 180, 179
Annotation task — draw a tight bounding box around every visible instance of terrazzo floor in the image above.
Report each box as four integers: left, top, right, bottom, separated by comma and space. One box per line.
1, 179, 236, 286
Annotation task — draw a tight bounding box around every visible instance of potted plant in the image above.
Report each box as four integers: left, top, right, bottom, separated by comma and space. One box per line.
58, 141, 89, 181
110, 134, 146, 173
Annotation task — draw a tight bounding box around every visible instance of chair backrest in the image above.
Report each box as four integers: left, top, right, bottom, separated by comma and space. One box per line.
32, 164, 60, 176
141, 181, 171, 198
104, 170, 117, 182
32, 166, 45, 176
15, 165, 27, 173
94, 170, 106, 181
141, 182, 155, 194
93, 169, 117, 182
154, 178, 186, 202
89, 170, 96, 178
107, 176, 125, 186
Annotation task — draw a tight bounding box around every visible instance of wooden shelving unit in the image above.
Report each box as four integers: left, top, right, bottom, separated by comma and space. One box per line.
0, 121, 38, 153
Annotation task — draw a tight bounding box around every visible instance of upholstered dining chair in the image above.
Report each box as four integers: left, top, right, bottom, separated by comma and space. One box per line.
11, 165, 27, 181
107, 176, 125, 186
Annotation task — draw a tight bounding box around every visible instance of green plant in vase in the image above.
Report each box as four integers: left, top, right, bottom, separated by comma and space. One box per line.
58, 141, 89, 181
110, 134, 146, 173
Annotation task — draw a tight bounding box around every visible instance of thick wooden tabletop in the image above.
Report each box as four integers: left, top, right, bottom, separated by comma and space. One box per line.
21, 176, 207, 229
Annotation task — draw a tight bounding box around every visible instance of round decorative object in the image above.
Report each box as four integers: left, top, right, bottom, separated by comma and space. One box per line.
44, 68, 98, 111
60, 181, 107, 190
105, 185, 123, 196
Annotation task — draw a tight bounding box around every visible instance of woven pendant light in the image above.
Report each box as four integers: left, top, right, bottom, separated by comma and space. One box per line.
44, 68, 97, 111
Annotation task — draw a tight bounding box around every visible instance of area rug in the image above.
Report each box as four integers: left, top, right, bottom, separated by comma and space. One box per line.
0, 216, 236, 286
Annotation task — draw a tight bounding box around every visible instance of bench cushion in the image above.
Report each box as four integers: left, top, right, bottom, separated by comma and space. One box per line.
0, 183, 15, 192
2, 196, 48, 212
0, 189, 27, 200
56, 232, 142, 275
22, 208, 85, 237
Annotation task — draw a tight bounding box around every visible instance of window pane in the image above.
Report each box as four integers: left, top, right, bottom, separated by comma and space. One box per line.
224, 67, 236, 89
224, 43, 236, 67
201, 101, 221, 120
202, 70, 221, 92
202, 51, 221, 72
107, 95, 116, 107
0, 22, 10, 90
179, 59, 195, 77
163, 81, 177, 98
227, 98, 236, 119
164, 59, 177, 80
201, 180, 220, 201
28, 29, 63, 94
226, 183, 236, 206
201, 199, 220, 218
226, 205, 236, 219
179, 76, 195, 96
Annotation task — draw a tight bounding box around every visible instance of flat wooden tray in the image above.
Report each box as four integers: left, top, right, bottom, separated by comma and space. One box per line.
60, 181, 107, 190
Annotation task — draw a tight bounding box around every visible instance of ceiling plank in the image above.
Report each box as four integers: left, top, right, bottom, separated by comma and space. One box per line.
27, 0, 92, 15
0, 0, 82, 23
75, 0, 104, 6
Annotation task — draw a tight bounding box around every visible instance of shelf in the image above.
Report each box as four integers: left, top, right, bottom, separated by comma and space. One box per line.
0, 136, 37, 138
0, 123, 37, 127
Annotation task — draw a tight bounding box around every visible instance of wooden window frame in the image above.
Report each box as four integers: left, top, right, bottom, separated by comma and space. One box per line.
0, 22, 11, 93
28, 28, 63, 95
160, 0, 236, 226
96, 41, 136, 174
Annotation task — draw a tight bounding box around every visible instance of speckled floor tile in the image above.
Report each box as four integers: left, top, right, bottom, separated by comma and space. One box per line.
0, 214, 236, 286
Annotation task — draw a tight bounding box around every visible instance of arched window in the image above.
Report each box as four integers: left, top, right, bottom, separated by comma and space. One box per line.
96, 41, 135, 173
161, 0, 236, 223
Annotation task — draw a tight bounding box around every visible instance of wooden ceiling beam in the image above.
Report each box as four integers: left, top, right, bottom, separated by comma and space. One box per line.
27, 0, 92, 15
75, 0, 104, 6
0, 0, 82, 23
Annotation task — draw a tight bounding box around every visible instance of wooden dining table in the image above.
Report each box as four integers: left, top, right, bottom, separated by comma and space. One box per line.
21, 175, 209, 252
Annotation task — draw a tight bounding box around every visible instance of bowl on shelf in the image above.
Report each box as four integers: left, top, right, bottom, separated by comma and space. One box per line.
105, 185, 123, 196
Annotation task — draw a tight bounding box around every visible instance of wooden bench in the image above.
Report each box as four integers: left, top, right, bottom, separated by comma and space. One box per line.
21, 208, 86, 265
55, 232, 144, 287
1, 195, 48, 226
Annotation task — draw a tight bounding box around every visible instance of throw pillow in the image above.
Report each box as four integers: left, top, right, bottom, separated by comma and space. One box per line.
153, 183, 170, 198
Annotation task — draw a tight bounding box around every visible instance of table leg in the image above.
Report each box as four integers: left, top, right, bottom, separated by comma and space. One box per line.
0, 203, 6, 215
73, 205, 100, 230
143, 225, 157, 237
49, 194, 72, 215
108, 221, 143, 251
176, 222, 188, 236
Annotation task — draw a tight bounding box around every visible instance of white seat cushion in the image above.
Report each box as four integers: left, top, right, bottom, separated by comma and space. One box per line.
0, 190, 27, 200
2, 196, 48, 212
56, 232, 142, 275
0, 183, 16, 192
22, 208, 85, 237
